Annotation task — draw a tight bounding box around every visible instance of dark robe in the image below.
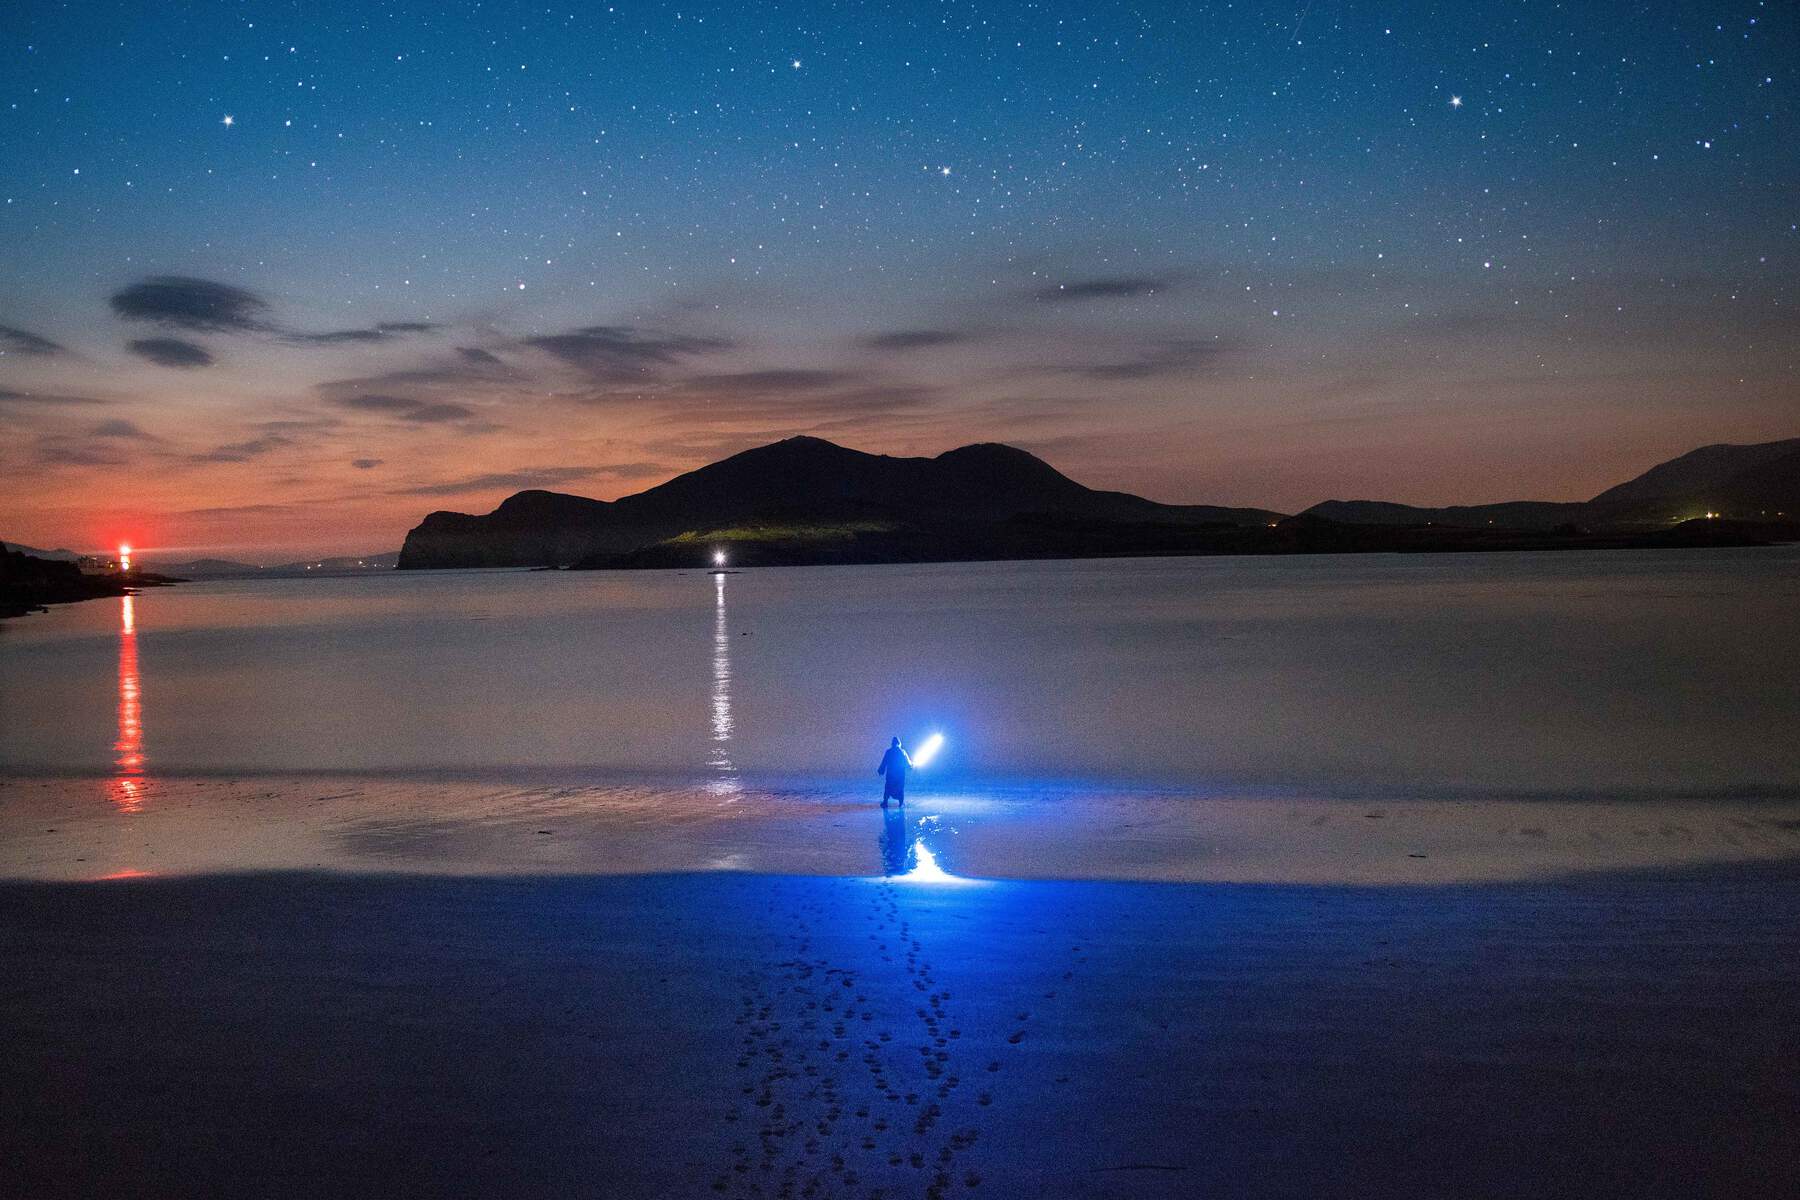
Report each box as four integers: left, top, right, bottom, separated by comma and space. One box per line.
876, 746, 911, 801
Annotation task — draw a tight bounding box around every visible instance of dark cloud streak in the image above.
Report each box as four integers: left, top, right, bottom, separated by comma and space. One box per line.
110, 276, 271, 331
92, 418, 154, 439
524, 324, 732, 382
860, 329, 971, 351
1033, 276, 1172, 303
1057, 337, 1237, 381
128, 337, 215, 368
192, 433, 294, 463
0, 324, 65, 356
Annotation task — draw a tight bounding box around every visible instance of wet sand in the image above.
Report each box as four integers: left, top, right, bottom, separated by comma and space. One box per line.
3, 863, 1798, 1199
4, 772, 1800, 884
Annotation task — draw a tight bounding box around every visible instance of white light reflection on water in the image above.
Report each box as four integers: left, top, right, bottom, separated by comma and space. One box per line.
706, 571, 740, 797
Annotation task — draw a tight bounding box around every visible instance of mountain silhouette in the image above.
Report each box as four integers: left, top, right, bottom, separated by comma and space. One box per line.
1305, 437, 1799, 530
397, 437, 1281, 569
396, 435, 1796, 570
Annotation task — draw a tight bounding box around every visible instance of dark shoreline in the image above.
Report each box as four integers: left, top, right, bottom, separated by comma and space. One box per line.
566, 514, 1796, 571
0, 546, 180, 620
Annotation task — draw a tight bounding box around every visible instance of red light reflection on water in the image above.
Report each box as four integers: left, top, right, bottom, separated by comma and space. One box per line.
112, 594, 145, 812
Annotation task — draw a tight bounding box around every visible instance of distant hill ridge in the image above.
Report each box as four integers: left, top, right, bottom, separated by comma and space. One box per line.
397, 434, 1797, 569
1305, 437, 1799, 530
0, 542, 83, 562
398, 437, 1282, 569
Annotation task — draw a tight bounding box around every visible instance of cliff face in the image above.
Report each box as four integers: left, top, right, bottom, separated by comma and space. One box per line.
398, 492, 625, 569
397, 438, 1282, 569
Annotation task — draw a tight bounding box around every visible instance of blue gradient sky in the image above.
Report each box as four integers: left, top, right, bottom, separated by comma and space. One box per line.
2, 0, 1794, 557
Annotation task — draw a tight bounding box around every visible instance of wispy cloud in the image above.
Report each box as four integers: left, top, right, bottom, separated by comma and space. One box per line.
315, 348, 517, 406
338, 393, 421, 413
396, 460, 671, 499
286, 329, 391, 345
0, 387, 106, 409
110, 276, 271, 332
394, 466, 600, 496
285, 321, 437, 346
1056, 336, 1236, 381
128, 336, 215, 368
192, 433, 294, 463
523, 324, 732, 382
682, 369, 851, 394
92, 418, 155, 439
35, 439, 131, 467
860, 329, 972, 352
332, 393, 477, 423
404, 402, 475, 424
177, 502, 297, 518
0, 324, 65, 356
1033, 276, 1171, 303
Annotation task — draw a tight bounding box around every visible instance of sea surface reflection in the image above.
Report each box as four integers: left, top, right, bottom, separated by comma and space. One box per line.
2, 550, 1798, 797
111, 595, 145, 812
707, 571, 740, 796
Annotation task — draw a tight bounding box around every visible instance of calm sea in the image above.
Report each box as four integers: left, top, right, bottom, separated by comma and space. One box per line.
2, 549, 1797, 798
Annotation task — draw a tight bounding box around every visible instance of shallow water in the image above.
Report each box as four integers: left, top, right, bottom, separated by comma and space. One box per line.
2, 548, 1797, 797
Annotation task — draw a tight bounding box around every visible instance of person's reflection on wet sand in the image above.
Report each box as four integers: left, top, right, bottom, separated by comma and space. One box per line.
880, 805, 916, 876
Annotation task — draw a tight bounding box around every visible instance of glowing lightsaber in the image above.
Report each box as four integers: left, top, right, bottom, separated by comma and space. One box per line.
911, 732, 945, 768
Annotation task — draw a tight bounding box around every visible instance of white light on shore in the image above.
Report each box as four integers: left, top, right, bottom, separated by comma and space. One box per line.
912, 732, 945, 767
713, 549, 727, 566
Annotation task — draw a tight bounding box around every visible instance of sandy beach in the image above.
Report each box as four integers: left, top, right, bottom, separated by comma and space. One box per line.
3, 774, 1799, 1198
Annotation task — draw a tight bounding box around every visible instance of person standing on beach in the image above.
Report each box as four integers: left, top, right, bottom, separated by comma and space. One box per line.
876, 736, 912, 807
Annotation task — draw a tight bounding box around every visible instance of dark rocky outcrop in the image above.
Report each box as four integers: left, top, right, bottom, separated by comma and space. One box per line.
0, 545, 180, 619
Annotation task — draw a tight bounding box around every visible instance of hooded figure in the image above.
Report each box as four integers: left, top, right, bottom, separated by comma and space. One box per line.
876, 736, 912, 807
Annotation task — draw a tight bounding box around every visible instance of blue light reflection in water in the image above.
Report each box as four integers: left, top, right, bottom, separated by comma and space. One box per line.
880, 811, 971, 885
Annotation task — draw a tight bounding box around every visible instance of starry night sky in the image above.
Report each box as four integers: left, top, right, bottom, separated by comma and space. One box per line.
2, 0, 1795, 558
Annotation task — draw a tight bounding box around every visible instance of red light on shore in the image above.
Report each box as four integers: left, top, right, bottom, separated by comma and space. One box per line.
118, 543, 133, 571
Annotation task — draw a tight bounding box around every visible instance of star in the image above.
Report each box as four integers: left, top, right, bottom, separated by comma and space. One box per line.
939, 165, 952, 176
790, 59, 802, 70
222, 114, 235, 126
1449, 95, 1463, 109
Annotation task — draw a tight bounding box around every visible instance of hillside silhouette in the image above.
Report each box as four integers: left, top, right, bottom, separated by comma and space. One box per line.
396, 435, 1797, 570
1306, 437, 1799, 529
398, 437, 1280, 569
